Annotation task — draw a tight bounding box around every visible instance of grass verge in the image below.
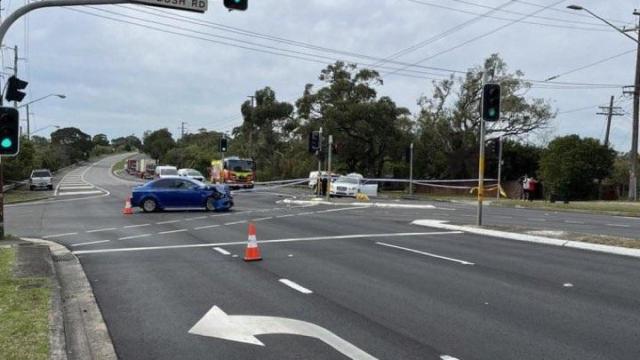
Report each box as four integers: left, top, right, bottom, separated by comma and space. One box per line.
494, 199, 640, 217
0, 248, 50, 360
4, 190, 51, 204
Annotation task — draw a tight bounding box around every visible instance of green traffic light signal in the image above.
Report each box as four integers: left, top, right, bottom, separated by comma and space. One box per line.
0, 107, 20, 156
1, 138, 12, 149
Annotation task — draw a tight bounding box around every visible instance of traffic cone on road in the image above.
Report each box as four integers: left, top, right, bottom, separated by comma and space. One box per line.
122, 197, 134, 215
244, 223, 262, 262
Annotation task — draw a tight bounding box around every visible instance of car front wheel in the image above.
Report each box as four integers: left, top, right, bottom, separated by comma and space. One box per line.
142, 198, 158, 213
205, 197, 217, 211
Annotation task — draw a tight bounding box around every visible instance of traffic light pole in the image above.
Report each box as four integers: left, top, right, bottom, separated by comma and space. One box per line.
326, 135, 333, 202
316, 127, 322, 198
496, 136, 503, 201
409, 142, 414, 196
0, 156, 4, 239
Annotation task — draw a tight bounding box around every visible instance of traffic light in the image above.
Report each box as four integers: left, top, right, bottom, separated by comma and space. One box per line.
219, 137, 228, 152
482, 83, 501, 121
224, 0, 247, 11
308, 131, 320, 153
0, 107, 19, 156
5, 76, 28, 103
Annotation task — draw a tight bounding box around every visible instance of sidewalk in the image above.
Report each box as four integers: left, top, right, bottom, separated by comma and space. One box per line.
0, 238, 116, 360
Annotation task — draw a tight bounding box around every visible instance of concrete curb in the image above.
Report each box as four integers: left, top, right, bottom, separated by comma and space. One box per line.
411, 220, 640, 259
281, 198, 436, 209
22, 238, 118, 360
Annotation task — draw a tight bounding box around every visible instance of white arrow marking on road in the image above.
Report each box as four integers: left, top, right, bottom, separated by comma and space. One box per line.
189, 306, 377, 360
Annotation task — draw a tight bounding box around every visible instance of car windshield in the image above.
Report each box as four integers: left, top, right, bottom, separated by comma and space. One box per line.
32, 170, 51, 178
188, 170, 202, 177
161, 169, 178, 175
336, 176, 359, 184
228, 160, 254, 172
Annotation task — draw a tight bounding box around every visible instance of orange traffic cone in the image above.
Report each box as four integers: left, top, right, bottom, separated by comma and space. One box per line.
244, 223, 262, 261
122, 197, 134, 215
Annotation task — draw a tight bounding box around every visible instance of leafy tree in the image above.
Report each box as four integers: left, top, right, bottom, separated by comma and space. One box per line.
3, 137, 36, 181
539, 135, 615, 200
92, 133, 110, 147
143, 129, 175, 163
415, 54, 554, 179
296, 62, 412, 176
51, 127, 93, 165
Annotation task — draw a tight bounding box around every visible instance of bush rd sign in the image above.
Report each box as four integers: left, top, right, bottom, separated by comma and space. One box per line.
132, 0, 208, 13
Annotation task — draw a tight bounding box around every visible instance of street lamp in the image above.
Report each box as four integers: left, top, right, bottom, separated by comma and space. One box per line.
568, 5, 640, 200
16, 93, 66, 140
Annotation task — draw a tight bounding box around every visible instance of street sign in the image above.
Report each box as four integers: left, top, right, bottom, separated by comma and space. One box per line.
131, 0, 208, 13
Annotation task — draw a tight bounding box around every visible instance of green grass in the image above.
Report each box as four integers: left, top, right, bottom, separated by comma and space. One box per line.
0, 248, 50, 360
4, 191, 51, 204
112, 158, 126, 174
494, 199, 640, 217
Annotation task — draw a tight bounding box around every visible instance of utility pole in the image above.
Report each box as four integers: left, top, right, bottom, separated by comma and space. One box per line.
326, 135, 333, 202
596, 96, 624, 147
26, 104, 30, 139
631, 10, 640, 200
12, 45, 17, 108
248, 95, 255, 160
409, 142, 414, 196
496, 136, 503, 201
181, 121, 187, 139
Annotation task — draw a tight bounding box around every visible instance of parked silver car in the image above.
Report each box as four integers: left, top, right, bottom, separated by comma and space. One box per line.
29, 169, 53, 191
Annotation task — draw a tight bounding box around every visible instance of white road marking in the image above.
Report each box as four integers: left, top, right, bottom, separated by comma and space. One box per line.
606, 223, 631, 228
213, 247, 231, 255
194, 224, 221, 231
441, 355, 461, 360
617, 216, 639, 220
563, 283, 574, 288
57, 190, 103, 196
157, 220, 180, 225
224, 220, 248, 226
252, 217, 273, 222
118, 234, 152, 240
185, 216, 208, 221
43, 232, 78, 239
158, 229, 188, 235
530, 218, 546, 222
279, 279, 313, 294
209, 213, 234, 218
313, 206, 366, 214
188, 306, 376, 359
73, 231, 462, 255
71, 240, 111, 247
296, 212, 314, 216
376, 242, 475, 266
459, 214, 475, 217
124, 224, 151, 229
86, 227, 117, 233
276, 214, 296, 218
59, 186, 95, 190
564, 220, 585, 224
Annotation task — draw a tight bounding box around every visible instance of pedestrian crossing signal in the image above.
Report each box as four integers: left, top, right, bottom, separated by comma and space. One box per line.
224, 0, 247, 11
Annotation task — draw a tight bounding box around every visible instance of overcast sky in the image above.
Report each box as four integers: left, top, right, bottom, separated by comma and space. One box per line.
2, 0, 640, 151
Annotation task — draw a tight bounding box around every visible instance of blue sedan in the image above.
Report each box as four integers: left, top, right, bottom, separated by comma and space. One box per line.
131, 177, 233, 212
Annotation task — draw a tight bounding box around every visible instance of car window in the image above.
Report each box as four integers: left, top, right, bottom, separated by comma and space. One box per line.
32, 170, 51, 177
175, 179, 198, 189
151, 179, 175, 188
337, 177, 359, 184
161, 168, 178, 176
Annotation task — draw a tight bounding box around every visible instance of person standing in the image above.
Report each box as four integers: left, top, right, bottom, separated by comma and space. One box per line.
522, 175, 530, 201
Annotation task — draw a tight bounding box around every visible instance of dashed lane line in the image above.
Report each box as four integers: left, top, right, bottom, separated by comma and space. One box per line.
252, 217, 273, 222
606, 224, 631, 228
276, 214, 296, 218
194, 224, 221, 231
71, 240, 111, 247
156, 220, 181, 225
213, 247, 231, 255
185, 216, 208, 221
118, 234, 153, 240
86, 228, 117, 233
224, 220, 248, 226
376, 242, 475, 266
158, 229, 189, 235
279, 279, 313, 294
124, 224, 151, 229
564, 220, 585, 225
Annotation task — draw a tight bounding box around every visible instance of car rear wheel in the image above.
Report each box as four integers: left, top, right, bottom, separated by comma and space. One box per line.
205, 197, 217, 211
142, 198, 158, 213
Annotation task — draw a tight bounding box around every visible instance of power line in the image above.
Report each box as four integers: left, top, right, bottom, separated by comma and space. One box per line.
544, 49, 636, 81
512, 0, 631, 24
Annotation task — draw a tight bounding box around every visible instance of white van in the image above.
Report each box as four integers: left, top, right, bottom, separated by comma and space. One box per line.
154, 166, 178, 178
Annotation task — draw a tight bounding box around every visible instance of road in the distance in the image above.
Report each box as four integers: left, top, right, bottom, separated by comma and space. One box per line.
6, 154, 640, 360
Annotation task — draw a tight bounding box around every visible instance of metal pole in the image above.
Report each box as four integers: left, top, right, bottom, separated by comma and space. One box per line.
630, 11, 640, 201
0, 156, 3, 239
477, 118, 486, 226
26, 104, 30, 139
317, 127, 322, 197
409, 142, 414, 196
496, 136, 503, 200
326, 135, 333, 202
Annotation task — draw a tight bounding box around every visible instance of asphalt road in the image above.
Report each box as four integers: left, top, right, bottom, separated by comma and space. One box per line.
6, 154, 640, 360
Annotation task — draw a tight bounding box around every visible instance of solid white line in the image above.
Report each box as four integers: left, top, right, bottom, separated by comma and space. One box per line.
43, 232, 78, 239
185, 216, 208, 221
224, 220, 248, 226
118, 234, 152, 240
213, 247, 231, 255
158, 229, 188, 235
252, 217, 273, 222
57, 190, 103, 196
123, 224, 151, 229
86, 227, 117, 233
59, 185, 94, 189
73, 231, 463, 255
157, 220, 180, 225
276, 214, 296, 218
376, 242, 475, 266
279, 279, 313, 294
296, 212, 314, 216
606, 223, 631, 228
71, 240, 111, 247
194, 224, 221, 230
313, 206, 366, 214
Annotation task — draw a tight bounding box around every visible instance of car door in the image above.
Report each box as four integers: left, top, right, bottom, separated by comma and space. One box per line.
173, 179, 203, 208
151, 179, 177, 208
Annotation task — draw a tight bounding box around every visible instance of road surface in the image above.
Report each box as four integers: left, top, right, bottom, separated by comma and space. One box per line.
7, 154, 640, 360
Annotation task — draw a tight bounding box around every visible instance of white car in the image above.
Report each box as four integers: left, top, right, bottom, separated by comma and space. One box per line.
178, 168, 206, 182
154, 166, 178, 178
29, 169, 53, 191
330, 176, 361, 197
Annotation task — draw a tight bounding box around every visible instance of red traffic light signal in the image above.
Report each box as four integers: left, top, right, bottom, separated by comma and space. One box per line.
5, 76, 28, 103
0, 107, 20, 156
224, 0, 247, 11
